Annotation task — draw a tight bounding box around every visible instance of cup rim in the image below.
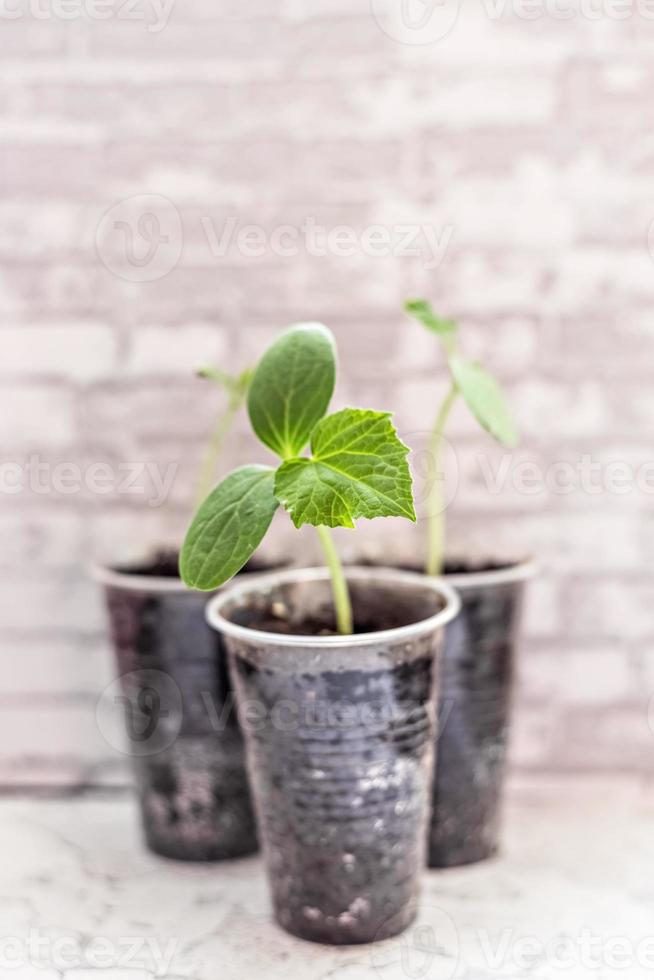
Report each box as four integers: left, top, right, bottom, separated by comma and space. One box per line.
88, 560, 284, 594
89, 562, 191, 593
206, 565, 461, 649
443, 558, 538, 590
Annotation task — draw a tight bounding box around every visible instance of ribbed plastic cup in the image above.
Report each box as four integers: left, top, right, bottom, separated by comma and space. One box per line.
207, 566, 460, 945
93, 562, 259, 862
429, 559, 536, 867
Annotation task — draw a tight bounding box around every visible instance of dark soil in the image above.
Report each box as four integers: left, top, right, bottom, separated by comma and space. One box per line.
247, 611, 406, 638
230, 577, 445, 638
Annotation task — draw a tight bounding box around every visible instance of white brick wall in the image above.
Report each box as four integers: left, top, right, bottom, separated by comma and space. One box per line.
2, 0, 653, 784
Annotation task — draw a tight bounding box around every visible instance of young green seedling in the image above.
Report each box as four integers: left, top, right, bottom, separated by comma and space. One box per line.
179, 323, 416, 634
404, 299, 518, 578
194, 365, 253, 508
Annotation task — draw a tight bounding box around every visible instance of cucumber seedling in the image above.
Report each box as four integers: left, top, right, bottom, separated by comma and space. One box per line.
405, 299, 517, 578
179, 323, 416, 634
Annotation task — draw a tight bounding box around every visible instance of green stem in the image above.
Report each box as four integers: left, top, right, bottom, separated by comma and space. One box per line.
426, 383, 458, 577
195, 395, 242, 507
316, 525, 353, 635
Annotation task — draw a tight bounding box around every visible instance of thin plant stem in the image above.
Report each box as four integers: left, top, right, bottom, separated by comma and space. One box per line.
426, 383, 458, 577
316, 524, 353, 635
195, 394, 242, 508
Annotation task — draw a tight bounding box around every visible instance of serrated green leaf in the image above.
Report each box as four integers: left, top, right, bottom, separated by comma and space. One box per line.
247, 323, 336, 459
275, 408, 416, 529
450, 356, 518, 448
180, 465, 278, 590
405, 299, 457, 339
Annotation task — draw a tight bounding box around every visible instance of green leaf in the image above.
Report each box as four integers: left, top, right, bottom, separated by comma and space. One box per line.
449, 356, 518, 447
247, 323, 336, 459
405, 299, 457, 339
275, 408, 416, 529
180, 465, 278, 590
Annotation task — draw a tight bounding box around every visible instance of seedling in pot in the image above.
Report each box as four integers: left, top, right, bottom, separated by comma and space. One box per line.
94, 364, 258, 863
179, 323, 416, 634
404, 299, 518, 577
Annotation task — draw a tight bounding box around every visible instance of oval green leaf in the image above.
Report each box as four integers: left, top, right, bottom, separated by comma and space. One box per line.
405, 299, 457, 340
179, 465, 278, 590
275, 408, 416, 529
449, 356, 518, 448
247, 323, 336, 459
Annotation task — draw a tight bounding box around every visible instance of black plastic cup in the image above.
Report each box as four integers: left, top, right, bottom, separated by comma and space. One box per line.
429, 560, 536, 867
207, 566, 460, 945
93, 558, 260, 862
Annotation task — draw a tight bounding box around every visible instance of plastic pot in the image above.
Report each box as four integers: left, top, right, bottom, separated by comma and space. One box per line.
429, 559, 536, 867
93, 555, 261, 862
207, 566, 460, 945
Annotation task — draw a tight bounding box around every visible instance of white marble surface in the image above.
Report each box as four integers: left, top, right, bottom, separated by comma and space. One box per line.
1, 775, 653, 980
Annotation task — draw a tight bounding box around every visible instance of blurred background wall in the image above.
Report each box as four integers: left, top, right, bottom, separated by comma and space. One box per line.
2, 0, 653, 787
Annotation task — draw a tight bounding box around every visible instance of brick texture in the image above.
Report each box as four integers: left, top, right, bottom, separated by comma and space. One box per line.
2, 0, 653, 785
